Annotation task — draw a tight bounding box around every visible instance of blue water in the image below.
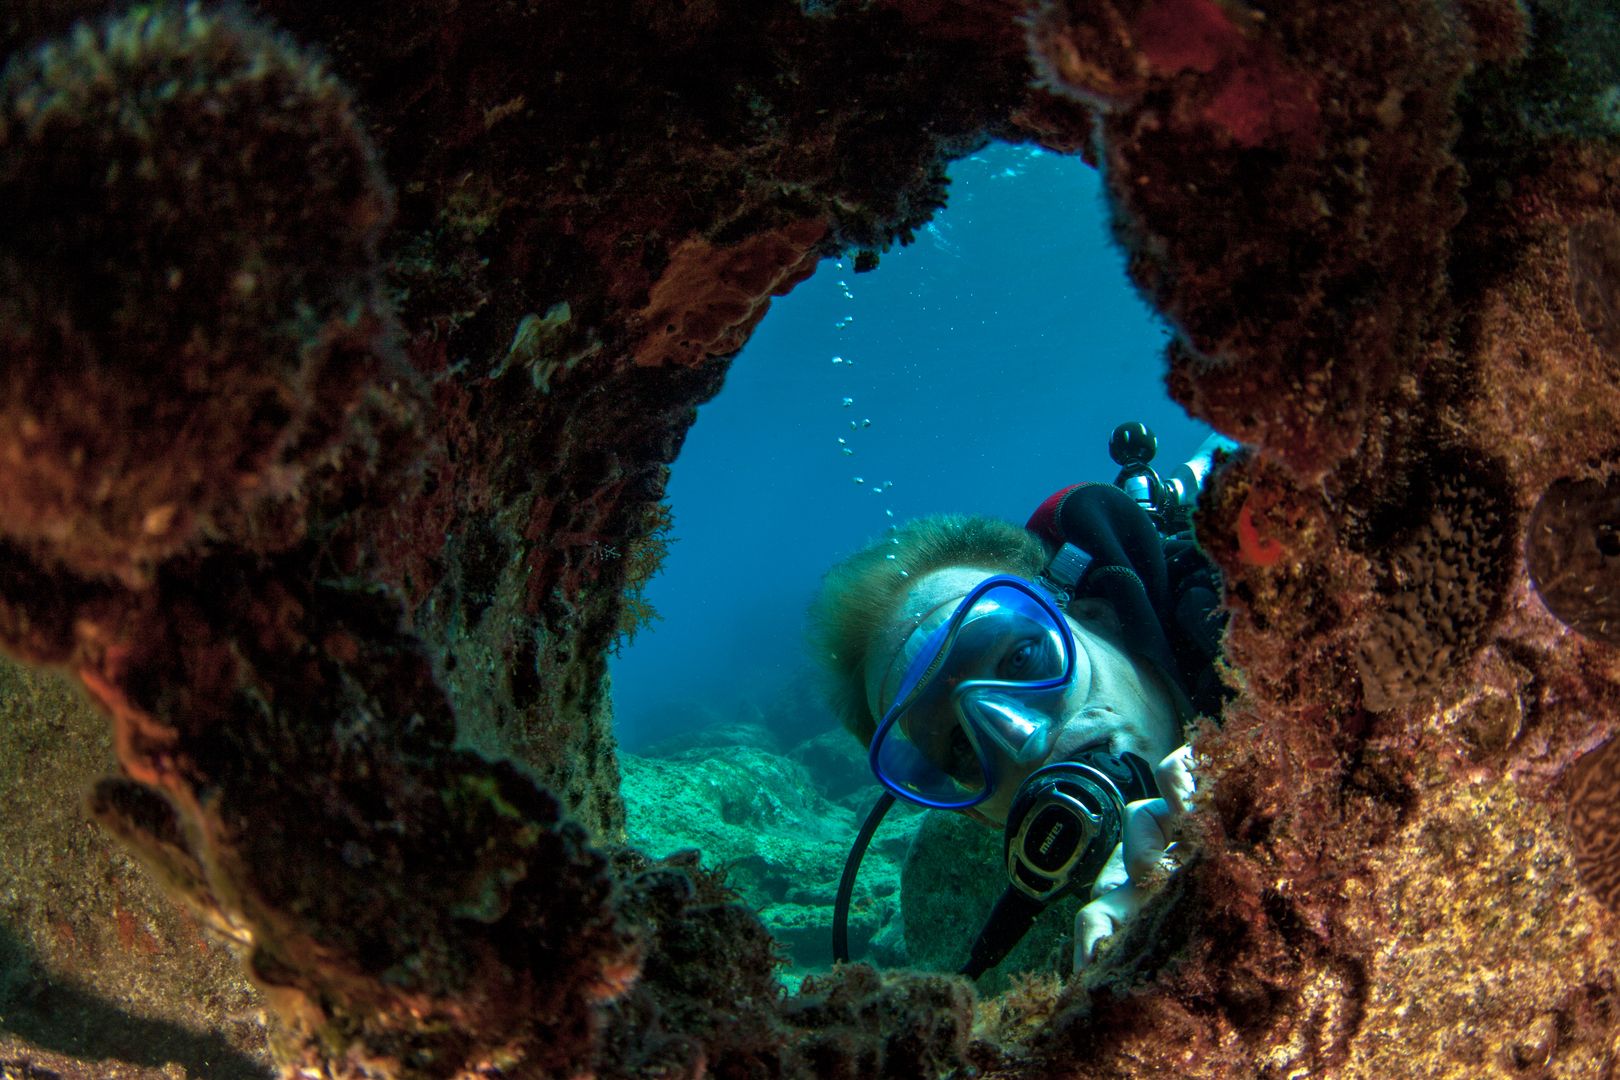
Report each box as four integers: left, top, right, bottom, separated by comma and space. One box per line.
610, 142, 1212, 751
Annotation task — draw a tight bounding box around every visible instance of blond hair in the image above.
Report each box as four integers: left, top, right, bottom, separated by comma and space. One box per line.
806, 514, 1051, 744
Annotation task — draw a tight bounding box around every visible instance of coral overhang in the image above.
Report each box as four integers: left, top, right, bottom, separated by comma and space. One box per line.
2, 0, 1619, 1076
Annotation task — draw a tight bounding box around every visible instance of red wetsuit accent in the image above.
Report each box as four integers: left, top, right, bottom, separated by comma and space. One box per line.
1025, 481, 1107, 549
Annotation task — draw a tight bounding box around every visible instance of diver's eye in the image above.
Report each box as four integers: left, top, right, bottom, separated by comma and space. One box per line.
1000, 641, 1035, 678
997, 636, 1057, 680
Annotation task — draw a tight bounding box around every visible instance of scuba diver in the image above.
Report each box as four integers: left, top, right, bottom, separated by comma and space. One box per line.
810, 424, 1235, 977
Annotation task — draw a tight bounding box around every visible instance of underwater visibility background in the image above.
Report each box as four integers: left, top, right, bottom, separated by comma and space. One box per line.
612, 142, 1211, 748
610, 142, 1214, 988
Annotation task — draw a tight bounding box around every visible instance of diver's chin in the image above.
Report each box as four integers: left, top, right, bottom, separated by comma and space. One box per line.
963, 803, 1004, 830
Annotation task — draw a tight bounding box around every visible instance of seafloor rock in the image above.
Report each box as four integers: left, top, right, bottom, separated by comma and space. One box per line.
0, 657, 269, 1078
0, 5, 399, 591
787, 726, 876, 808
900, 810, 1088, 998
633, 703, 783, 758
4, 0, 1620, 1075
620, 745, 916, 970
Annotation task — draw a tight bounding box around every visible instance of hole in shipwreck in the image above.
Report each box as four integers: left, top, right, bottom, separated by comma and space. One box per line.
611, 142, 1221, 995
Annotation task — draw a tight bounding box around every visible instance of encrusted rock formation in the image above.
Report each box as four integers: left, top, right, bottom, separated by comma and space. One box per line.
2, 0, 1620, 1076
621, 739, 915, 975
1528, 474, 1620, 647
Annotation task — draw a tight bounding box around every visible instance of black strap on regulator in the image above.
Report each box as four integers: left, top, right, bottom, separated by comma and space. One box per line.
959, 888, 1046, 979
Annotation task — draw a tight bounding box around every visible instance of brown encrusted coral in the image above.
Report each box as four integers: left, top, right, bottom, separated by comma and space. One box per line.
6, 0, 1620, 1076
1028, 0, 1503, 478
0, 5, 399, 587
1568, 737, 1620, 912
77, 567, 644, 1078
1527, 475, 1620, 646
1344, 756, 1620, 1076
600, 851, 979, 1079
1568, 216, 1620, 359
633, 219, 829, 368
784, 964, 976, 1079
1355, 459, 1517, 711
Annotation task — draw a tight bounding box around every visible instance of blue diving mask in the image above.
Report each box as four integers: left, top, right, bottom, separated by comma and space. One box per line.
868, 575, 1076, 809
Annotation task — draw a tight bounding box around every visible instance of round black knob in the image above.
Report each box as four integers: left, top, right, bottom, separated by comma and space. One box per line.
1109, 421, 1158, 467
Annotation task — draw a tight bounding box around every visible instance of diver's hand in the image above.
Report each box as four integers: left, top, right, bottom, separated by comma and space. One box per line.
1073, 745, 1196, 972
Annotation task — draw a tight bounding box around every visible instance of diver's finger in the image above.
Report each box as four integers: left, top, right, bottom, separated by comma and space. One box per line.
1155, 744, 1197, 816
1122, 797, 1176, 883
1091, 840, 1128, 898
1073, 883, 1145, 972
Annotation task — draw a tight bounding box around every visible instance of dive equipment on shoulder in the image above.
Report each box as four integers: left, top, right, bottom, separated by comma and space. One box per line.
1035, 542, 1090, 609
1111, 423, 1238, 535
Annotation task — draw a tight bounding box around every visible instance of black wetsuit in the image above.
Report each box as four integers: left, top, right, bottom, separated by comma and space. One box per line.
1026, 481, 1228, 719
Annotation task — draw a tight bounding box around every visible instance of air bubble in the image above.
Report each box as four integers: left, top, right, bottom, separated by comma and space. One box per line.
841, 397, 853, 407
853, 476, 865, 484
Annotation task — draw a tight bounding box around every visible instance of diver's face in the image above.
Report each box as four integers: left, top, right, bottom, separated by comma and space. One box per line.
865, 567, 1182, 828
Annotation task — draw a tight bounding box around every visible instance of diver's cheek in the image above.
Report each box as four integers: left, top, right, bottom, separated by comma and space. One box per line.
1049, 689, 1116, 751
1066, 628, 1094, 703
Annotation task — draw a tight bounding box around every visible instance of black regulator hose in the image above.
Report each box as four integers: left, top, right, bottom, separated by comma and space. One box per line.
960, 886, 1046, 979
832, 790, 895, 964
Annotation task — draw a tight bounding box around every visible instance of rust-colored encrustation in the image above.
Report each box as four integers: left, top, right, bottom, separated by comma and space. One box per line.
2, 0, 1619, 1076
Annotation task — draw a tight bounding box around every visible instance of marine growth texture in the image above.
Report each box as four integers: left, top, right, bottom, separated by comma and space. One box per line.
2, 0, 1620, 1077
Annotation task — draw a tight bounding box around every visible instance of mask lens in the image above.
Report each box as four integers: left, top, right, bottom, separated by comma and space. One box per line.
869, 578, 1075, 808
871, 667, 987, 803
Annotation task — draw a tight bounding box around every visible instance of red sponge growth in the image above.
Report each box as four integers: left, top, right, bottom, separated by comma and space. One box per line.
1236, 494, 1288, 567
1133, 0, 1320, 148
1134, 0, 1246, 75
